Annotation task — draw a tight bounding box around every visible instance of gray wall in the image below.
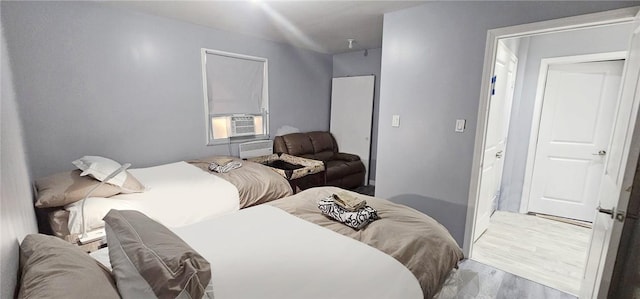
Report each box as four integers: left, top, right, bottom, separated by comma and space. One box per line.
499, 23, 634, 212
377, 1, 638, 245
1, 1, 332, 179
332, 48, 382, 182
0, 25, 39, 298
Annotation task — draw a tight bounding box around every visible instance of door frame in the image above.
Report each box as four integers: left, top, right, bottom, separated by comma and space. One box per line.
464, 6, 640, 257
519, 52, 628, 215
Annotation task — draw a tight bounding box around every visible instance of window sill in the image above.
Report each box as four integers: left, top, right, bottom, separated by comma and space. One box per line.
207, 135, 270, 146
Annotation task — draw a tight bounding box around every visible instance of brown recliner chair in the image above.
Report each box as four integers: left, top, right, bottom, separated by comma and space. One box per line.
273, 131, 366, 190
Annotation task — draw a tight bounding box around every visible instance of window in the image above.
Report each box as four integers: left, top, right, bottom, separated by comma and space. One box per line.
201, 48, 269, 145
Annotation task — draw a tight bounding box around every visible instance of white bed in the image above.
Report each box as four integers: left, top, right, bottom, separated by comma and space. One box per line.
91, 204, 424, 299
66, 161, 240, 235
28, 159, 461, 298
40, 157, 295, 238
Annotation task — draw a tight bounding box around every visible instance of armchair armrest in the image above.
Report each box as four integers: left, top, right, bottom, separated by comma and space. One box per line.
334, 152, 361, 162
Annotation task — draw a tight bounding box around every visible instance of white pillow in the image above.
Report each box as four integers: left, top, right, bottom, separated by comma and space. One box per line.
66, 197, 135, 234
72, 156, 128, 187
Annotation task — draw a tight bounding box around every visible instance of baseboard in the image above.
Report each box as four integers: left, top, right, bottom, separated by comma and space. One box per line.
368, 179, 375, 186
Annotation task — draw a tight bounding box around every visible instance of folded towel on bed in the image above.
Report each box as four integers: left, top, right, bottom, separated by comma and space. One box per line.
211, 157, 234, 166
209, 160, 242, 173
332, 192, 366, 211
318, 196, 379, 230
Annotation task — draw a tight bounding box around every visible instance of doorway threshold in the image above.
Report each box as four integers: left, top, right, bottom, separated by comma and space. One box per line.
530, 212, 593, 229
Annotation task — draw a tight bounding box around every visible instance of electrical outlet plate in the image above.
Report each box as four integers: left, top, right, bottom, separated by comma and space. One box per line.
392, 115, 400, 127
455, 119, 466, 132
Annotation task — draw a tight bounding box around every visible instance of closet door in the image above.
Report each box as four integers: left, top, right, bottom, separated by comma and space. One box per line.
330, 75, 375, 184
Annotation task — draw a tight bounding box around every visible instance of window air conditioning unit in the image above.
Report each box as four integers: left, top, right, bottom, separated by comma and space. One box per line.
229, 115, 256, 137
239, 140, 273, 159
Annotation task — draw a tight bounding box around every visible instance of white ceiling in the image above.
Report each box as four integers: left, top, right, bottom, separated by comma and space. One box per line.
110, 1, 425, 54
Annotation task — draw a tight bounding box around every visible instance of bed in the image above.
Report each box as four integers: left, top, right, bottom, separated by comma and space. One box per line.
87, 205, 426, 298
268, 187, 464, 298
36, 156, 293, 238
25, 156, 463, 298
20, 187, 463, 299
81, 187, 463, 299
21, 189, 463, 298
187, 155, 293, 208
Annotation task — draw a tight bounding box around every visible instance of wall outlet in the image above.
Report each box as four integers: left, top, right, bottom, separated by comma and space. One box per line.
392, 115, 400, 127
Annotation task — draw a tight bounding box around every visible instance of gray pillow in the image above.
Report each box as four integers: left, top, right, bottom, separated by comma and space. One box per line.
104, 209, 212, 299
18, 234, 119, 299
34, 169, 146, 208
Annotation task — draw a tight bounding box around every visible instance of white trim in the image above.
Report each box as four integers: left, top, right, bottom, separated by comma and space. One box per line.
203, 48, 268, 63
519, 51, 628, 214
464, 6, 639, 257
201, 48, 209, 145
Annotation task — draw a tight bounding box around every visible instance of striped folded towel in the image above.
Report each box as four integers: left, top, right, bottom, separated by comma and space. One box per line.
209, 160, 242, 173
318, 196, 379, 230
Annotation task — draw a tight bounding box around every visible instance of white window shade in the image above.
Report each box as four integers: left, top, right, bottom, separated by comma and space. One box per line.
201, 49, 269, 144
206, 54, 265, 115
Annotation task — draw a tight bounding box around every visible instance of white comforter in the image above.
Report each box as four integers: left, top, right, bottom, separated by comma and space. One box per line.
92, 205, 423, 299
67, 161, 240, 234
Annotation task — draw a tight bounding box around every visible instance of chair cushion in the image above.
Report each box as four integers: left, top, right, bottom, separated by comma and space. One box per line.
307, 131, 335, 153
280, 133, 314, 156
325, 160, 365, 181
334, 152, 361, 162
314, 151, 335, 162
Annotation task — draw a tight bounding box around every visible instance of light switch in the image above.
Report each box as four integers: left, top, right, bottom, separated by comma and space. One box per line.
455, 119, 466, 132
392, 115, 400, 127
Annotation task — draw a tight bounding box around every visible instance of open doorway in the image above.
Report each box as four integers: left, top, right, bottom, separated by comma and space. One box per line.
466, 8, 639, 297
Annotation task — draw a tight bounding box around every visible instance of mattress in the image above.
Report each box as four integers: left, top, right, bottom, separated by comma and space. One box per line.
91, 205, 423, 299
268, 186, 464, 298
47, 156, 293, 238
65, 161, 240, 235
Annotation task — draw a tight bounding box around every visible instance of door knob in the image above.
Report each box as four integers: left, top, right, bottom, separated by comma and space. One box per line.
592, 150, 607, 156
495, 151, 503, 159
597, 205, 615, 219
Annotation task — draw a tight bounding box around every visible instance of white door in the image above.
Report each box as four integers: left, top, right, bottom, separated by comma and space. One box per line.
474, 42, 518, 241
330, 75, 375, 184
582, 13, 640, 299
527, 60, 624, 222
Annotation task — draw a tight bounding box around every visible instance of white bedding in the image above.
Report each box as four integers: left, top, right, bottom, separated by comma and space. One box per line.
92, 205, 423, 299
68, 161, 240, 234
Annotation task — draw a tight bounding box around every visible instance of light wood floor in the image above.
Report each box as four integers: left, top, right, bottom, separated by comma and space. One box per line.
437, 259, 576, 299
472, 211, 591, 296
